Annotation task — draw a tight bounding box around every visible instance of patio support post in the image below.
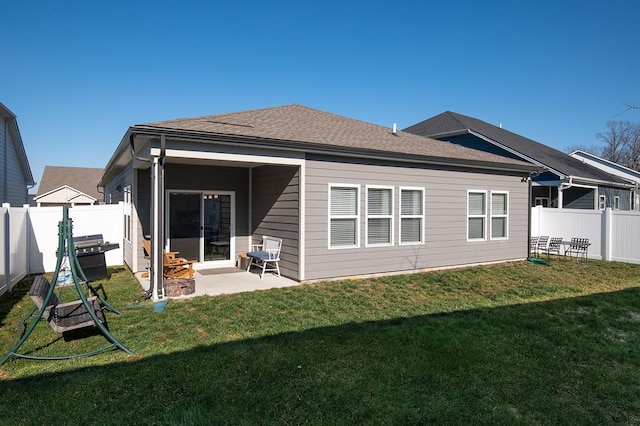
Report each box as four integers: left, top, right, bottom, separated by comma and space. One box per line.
150, 154, 165, 301
558, 188, 563, 209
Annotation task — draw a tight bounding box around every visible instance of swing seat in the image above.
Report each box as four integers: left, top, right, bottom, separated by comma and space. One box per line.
29, 276, 106, 334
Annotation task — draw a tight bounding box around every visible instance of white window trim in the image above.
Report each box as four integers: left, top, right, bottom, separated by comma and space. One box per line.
490, 191, 509, 240
614, 196, 620, 210
365, 185, 394, 247
399, 186, 425, 246
599, 195, 606, 210
467, 190, 487, 242
328, 183, 360, 250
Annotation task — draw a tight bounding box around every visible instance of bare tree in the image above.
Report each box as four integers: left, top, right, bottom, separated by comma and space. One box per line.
565, 143, 603, 156
596, 120, 640, 171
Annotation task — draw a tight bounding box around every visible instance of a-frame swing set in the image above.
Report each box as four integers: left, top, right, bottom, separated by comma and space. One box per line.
1, 206, 133, 366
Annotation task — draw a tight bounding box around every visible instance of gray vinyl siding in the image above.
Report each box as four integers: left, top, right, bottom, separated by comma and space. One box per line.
103, 164, 135, 269
135, 168, 151, 272
304, 157, 530, 281
251, 165, 299, 279
1, 116, 29, 206
563, 187, 595, 209
599, 186, 631, 210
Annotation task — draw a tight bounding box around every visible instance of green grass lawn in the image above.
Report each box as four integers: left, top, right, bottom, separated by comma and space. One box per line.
1, 260, 640, 425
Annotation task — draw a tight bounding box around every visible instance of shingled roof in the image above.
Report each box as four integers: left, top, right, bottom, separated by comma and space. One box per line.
36, 166, 104, 200
404, 111, 629, 184
132, 104, 536, 172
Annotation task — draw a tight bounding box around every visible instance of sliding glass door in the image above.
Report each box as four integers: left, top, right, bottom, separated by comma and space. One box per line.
168, 191, 234, 266
168, 193, 200, 260
203, 194, 232, 262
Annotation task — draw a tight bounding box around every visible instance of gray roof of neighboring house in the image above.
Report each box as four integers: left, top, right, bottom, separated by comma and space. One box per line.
36, 166, 104, 200
129, 104, 537, 172
404, 111, 630, 185
570, 150, 640, 182
0, 101, 35, 186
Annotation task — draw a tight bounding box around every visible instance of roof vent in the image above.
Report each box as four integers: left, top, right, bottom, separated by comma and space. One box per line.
392, 123, 397, 136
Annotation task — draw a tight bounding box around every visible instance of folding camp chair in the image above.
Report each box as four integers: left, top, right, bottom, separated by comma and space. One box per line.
530, 236, 539, 256
565, 237, 590, 262
536, 236, 549, 256
540, 237, 563, 259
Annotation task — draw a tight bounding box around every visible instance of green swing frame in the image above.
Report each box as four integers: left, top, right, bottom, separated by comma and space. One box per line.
1, 205, 133, 366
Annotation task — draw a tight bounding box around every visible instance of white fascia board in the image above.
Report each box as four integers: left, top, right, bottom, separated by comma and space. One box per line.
33, 185, 80, 200
152, 148, 305, 166
531, 180, 561, 187
570, 151, 640, 183
569, 175, 637, 189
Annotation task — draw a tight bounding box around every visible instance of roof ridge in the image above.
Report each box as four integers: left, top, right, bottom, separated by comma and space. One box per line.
443, 111, 469, 130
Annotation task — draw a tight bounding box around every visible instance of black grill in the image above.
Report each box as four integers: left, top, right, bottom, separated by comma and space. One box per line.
73, 234, 119, 281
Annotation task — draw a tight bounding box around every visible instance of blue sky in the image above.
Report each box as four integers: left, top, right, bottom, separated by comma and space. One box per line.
2, 0, 639, 191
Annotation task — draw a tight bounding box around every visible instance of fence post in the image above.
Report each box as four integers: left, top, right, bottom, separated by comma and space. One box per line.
2, 203, 10, 293
23, 204, 31, 276
602, 208, 612, 261
530, 205, 540, 236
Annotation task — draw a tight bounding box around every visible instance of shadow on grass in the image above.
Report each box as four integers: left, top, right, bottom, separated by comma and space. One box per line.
1, 287, 640, 424
0, 275, 34, 327
0, 266, 127, 327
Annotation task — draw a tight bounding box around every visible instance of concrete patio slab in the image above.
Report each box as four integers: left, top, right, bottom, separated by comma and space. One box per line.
135, 267, 300, 299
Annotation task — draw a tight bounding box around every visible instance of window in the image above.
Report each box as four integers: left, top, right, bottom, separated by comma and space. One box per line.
614, 196, 620, 210
491, 192, 508, 239
123, 185, 132, 242
599, 195, 606, 210
468, 191, 487, 241
534, 197, 549, 207
329, 184, 360, 249
366, 186, 393, 246
400, 187, 424, 244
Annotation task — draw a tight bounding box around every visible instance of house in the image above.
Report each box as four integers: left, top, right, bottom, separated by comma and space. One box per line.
34, 166, 104, 206
0, 102, 35, 206
404, 111, 637, 210
570, 150, 640, 210
99, 104, 539, 297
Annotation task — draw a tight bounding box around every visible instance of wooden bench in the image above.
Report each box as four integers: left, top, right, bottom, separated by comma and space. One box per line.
29, 276, 106, 334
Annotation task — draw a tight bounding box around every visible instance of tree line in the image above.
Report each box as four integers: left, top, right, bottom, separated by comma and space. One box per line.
567, 119, 640, 172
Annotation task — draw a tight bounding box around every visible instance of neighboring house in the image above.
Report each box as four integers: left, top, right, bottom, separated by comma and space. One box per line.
570, 150, 640, 211
34, 166, 104, 206
0, 102, 35, 205
405, 111, 636, 210
99, 104, 538, 292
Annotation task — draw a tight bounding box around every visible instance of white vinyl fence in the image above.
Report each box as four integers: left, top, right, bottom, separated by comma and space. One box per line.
0, 203, 124, 295
1, 204, 29, 295
531, 206, 640, 264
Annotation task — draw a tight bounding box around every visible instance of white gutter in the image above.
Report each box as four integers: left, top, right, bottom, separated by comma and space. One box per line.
567, 175, 636, 189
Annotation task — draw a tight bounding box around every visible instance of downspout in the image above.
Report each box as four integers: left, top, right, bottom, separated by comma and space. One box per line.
558, 176, 573, 209
527, 170, 540, 256
527, 174, 532, 256
128, 133, 159, 299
